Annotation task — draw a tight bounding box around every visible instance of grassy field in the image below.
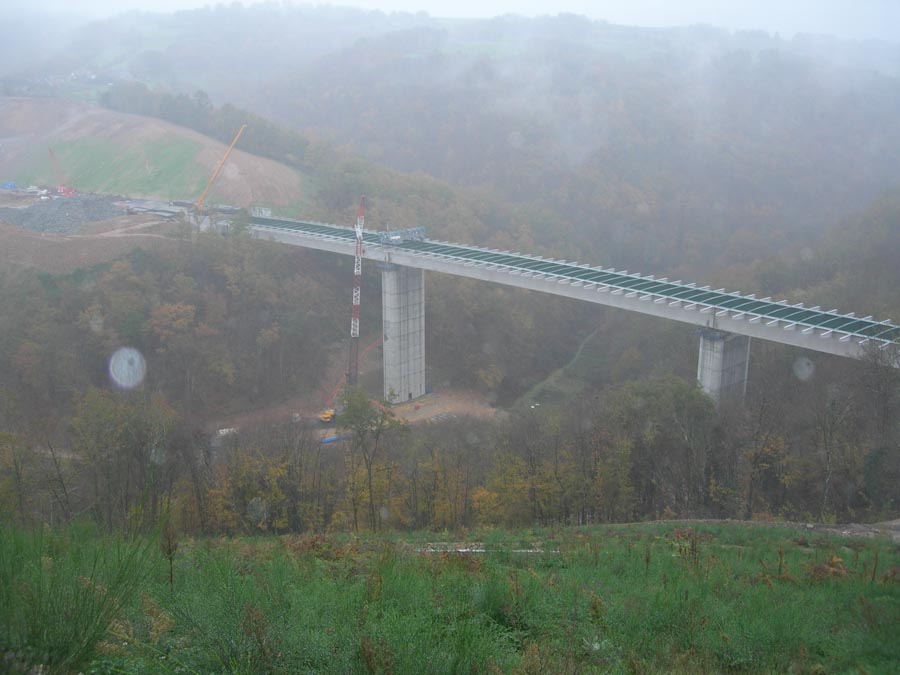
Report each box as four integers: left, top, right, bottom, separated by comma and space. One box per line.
19, 137, 207, 200
1, 522, 898, 674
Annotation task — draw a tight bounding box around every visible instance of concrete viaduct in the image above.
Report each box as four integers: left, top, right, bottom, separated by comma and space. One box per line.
249, 216, 900, 405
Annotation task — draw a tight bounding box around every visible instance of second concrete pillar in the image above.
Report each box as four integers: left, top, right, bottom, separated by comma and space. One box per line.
697, 328, 750, 406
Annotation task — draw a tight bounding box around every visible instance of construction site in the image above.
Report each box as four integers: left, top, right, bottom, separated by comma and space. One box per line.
3, 99, 897, 446
0, 113, 500, 437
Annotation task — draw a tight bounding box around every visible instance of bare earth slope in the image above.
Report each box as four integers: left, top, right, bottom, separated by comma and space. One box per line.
0, 218, 179, 275
0, 97, 310, 207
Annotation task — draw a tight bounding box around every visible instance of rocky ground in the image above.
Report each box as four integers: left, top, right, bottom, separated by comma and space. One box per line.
0, 194, 124, 234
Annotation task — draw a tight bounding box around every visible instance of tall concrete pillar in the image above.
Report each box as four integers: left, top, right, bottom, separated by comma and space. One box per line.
697, 328, 750, 405
382, 265, 425, 402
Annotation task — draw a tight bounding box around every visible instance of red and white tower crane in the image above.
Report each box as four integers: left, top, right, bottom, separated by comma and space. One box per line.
348, 196, 366, 386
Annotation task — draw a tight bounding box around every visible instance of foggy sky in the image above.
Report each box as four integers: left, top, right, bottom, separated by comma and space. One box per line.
19, 0, 900, 43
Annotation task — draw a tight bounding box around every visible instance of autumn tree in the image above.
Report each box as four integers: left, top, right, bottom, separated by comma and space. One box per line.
339, 386, 406, 532
70, 388, 180, 532
605, 376, 717, 518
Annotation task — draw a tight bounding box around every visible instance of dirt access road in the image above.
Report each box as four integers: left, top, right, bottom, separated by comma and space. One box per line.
0, 212, 180, 275
207, 331, 502, 434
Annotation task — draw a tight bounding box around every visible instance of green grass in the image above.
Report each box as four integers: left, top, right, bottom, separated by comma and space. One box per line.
2, 523, 899, 673
18, 133, 321, 207
516, 328, 608, 407
19, 137, 208, 200
0, 523, 158, 674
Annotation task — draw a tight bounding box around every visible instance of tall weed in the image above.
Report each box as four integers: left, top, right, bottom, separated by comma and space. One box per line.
0, 522, 157, 673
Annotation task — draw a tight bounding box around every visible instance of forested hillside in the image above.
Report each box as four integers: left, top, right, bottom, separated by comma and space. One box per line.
263, 16, 900, 275
1, 5, 899, 535
9, 5, 900, 279
1, 199, 898, 533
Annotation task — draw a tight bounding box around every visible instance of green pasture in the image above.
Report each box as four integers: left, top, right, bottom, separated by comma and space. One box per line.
1, 522, 898, 674
19, 137, 208, 200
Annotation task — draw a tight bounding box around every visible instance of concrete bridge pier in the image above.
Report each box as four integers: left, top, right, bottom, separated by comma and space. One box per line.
382, 264, 426, 402
697, 328, 750, 405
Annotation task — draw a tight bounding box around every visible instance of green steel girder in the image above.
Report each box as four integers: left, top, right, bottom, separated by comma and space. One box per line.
250, 216, 900, 347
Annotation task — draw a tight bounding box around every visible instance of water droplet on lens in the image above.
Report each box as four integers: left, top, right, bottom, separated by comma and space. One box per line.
792, 357, 815, 382
109, 347, 146, 389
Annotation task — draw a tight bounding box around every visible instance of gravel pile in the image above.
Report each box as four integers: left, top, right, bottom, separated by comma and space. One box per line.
0, 195, 124, 234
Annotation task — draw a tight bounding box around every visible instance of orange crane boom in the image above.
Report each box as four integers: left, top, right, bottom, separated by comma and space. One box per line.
194, 124, 246, 210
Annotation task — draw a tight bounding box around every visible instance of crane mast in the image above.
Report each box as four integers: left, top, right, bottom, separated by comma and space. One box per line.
348, 196, 365, 386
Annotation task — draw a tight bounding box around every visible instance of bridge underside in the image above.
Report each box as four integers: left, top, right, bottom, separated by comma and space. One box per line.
380, 265, 753, 406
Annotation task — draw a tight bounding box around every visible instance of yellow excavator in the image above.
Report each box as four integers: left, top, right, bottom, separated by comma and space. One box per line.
318, 408, 336, 424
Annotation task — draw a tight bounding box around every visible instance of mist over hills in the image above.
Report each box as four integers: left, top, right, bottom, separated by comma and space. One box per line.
2, 4, 899, 390
5, 5, 900, 281
1, 3, 900, 572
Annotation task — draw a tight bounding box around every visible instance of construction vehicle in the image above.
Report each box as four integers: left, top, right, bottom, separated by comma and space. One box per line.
194, 124, 246, 213
47, 147, 75, 197
320, 434, 351, 445
318, 408, 337, 424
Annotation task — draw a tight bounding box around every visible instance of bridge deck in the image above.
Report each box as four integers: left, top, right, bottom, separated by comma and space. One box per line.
250, 217, 899, 354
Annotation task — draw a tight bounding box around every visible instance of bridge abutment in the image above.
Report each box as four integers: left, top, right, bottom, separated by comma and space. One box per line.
382, 264, 426, 402
697, 328, 750, 405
